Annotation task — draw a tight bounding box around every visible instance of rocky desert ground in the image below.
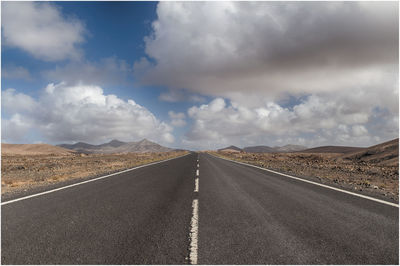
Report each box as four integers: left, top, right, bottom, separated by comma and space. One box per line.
212, 139, 399, 202
1, 147, 188, 195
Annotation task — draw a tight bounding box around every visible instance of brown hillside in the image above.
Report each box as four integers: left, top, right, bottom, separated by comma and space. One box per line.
220, 148, 242, 153
339, 138, 399, 166
2, 144, 74, 155
302, 146, 365, 154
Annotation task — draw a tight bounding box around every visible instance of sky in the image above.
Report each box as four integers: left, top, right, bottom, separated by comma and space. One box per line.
1, 1, 399, 150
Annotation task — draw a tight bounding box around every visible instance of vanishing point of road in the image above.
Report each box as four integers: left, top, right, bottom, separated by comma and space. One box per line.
2, 153, 398, 264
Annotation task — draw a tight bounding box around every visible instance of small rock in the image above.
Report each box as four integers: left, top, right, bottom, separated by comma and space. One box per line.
373, 185, 378, 189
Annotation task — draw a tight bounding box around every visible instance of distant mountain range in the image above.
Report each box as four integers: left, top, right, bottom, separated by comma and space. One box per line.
246, 144, 307, 153
218, 144, 307, 153
58, 139, 174, 154
300, 146, 365, 154
216, 139, 399, 160
2, 143, 74, 155
217, 145, 243, 153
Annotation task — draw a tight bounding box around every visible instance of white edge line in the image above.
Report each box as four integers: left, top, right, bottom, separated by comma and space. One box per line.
196, 169, 199, 176
210, 154, 399, 208
189, 199, 199, 265
1, 153, 191, 206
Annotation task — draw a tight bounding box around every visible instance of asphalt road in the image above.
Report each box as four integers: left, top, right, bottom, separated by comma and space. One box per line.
198, 153, 398, 264
2, 152, 398, 264
2, 153, 196, 264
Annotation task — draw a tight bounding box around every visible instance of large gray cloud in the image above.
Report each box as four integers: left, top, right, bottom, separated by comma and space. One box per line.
2, 84, 174, 144
2, 2, 85, 61
135, 2, 398, 105
135, 2, 398, 148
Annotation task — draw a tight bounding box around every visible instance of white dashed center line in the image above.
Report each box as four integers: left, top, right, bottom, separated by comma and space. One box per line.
189, 156, 200, 264
189, 199, 199, 264
194, 178, 199, 192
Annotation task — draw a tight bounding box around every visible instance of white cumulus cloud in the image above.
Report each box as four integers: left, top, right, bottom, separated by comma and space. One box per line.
2, 83, 174, 144
2, 2, 85, 61
42, 57, 133, 86
184, 92, 398, 150
168, 111, 186, 127
2, 66, 32, 81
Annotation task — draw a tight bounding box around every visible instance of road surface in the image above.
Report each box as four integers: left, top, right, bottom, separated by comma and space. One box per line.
2, 152, 398, 264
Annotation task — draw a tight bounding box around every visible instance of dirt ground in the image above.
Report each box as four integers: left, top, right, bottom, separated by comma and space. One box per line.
1, 151, 188, 194
211, 151, 399, 201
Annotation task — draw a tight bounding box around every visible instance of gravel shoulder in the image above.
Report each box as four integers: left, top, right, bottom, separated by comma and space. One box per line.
1, 151, 188, 198
210, 151, 399, 202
